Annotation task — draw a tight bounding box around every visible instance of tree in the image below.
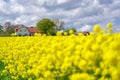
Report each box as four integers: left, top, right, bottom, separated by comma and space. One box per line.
0, 24, 3, 33
8, 29, 14, 35
53, 19, 64, 32
3, 22, 16, 36
36, 18, 56, 35
0, 24, 3, 36
69, 28, 77, 32
64, 28, 77, 34
4, 22, 11, 32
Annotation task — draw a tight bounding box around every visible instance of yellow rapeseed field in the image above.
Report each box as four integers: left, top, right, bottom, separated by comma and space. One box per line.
0, 23, 120, 80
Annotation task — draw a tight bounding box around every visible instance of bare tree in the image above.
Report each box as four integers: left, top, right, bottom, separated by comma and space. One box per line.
3, 22, 16, 35
4, 22, 11, 32
53, 19, 64, 32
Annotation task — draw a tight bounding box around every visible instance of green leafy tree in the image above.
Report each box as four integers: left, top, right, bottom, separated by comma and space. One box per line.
64, 28, 77, 34
0, 24, 3, 32
36, 18, 56, 35
0, 24, 4, 36
70, 28, 77, 32
8, 29, 14, 35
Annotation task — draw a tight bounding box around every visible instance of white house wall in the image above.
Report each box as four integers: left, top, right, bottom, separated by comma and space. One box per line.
16, 27, 29, 36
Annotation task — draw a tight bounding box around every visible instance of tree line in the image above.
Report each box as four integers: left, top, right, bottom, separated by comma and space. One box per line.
0, 18, 77, 36
36, 18, 76, 35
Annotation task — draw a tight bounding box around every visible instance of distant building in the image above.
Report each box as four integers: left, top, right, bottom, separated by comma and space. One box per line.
27, 27, 40, 36
83, 31, 90, 36
15, 26, 43, 36
15, 25, 29, 36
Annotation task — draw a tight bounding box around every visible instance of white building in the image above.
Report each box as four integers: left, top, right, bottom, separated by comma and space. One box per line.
15, 25, 40, 36
15, 25, 29, 36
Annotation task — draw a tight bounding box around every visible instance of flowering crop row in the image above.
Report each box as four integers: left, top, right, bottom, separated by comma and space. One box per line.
0, 24, 120, 80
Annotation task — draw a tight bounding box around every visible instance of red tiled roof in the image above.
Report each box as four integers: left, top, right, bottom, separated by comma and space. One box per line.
28, 27, 39, 33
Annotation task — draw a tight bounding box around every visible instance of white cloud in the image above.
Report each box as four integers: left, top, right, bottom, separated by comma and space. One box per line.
10, 4, 25, 13
31, 16, 38, 21
116, 28, 120, 31
77, 25, 92, 32
35, 0, 56, 6
57, 0, 68, 4
0, 0, 7, 13
0, 0, 5, 7
93, 0, 100, 6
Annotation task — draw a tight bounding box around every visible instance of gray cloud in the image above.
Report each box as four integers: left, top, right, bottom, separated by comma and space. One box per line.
99, 0, 113, 4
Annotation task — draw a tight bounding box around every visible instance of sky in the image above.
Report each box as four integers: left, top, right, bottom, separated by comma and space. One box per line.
0, 0, 120, 32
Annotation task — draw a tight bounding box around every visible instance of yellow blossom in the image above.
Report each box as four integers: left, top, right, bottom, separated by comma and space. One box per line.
93, 24, 101, 33
107, 23, 112, 28
70, 73, 91, 80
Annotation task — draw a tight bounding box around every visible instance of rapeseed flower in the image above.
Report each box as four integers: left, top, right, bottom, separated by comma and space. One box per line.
93, 24, 101, 33
107, 23, 112, 28
70, 73, 90, 80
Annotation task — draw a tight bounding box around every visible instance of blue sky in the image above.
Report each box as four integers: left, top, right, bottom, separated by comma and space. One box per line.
0, 0, 120, 32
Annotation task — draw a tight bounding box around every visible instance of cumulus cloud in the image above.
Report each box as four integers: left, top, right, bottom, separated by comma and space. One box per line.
77, 25, 92, 32
116, 28, 120, 32
0, 0, 120, 32
57, 0, 68, 4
